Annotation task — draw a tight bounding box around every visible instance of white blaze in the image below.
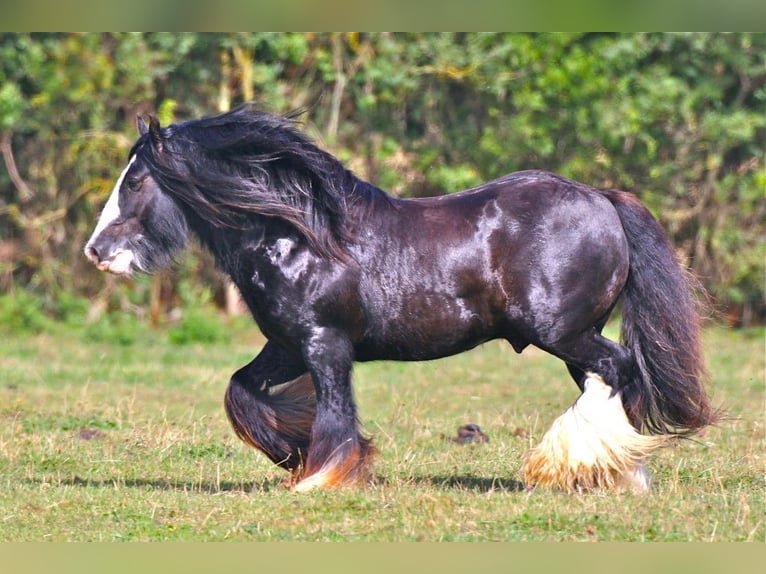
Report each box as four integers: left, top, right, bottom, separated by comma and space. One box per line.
85, 155, 136, 251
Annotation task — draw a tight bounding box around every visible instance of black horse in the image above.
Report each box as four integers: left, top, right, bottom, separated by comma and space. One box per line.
84, 106, 717, 492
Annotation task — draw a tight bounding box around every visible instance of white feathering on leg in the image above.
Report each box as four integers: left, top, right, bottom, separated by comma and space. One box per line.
522, 373, 667, 493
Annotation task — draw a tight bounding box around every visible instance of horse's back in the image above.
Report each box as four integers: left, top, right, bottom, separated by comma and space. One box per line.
401, 170, 624, 229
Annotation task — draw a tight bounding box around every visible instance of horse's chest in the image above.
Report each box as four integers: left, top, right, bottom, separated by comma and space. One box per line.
238, 244, 362, 339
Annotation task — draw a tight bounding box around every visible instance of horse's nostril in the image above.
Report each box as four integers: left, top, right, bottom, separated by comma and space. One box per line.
85, 244, 100, 263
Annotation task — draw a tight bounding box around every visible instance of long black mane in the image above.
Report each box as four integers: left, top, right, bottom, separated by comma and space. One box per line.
132, 105, 363, 259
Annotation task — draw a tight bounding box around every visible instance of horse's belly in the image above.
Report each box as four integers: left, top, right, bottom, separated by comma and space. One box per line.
354, 296, 498, 361
355, 333, 491, 362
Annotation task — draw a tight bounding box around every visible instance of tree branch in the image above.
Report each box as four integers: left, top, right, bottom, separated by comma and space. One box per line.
1, 131, 35, 202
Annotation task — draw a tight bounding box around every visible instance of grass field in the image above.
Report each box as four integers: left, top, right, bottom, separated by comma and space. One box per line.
0, 319, 763, 541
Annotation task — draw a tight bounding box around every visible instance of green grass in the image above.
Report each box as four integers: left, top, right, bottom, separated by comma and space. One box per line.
0, 321, 763, 541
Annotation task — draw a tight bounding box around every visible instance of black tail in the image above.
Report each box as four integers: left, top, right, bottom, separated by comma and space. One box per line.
604, 190, 718, 435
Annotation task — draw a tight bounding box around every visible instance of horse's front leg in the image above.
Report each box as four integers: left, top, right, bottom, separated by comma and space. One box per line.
292, 327, 374, 492
224, 340, 314, 473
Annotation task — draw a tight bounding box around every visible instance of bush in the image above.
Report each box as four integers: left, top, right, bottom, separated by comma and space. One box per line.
0, 291, 53, 334
167, 307, 231, 345
83, 313, 141, 346
52, 292, 89, 326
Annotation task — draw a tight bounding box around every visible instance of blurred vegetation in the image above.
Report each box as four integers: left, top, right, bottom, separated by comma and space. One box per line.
0, 33, 763, 327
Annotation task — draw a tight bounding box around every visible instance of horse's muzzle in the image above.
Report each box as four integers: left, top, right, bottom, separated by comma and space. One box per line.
84, 244, 134, 275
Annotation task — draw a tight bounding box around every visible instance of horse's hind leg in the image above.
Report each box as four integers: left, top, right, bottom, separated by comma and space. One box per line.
523, 329, 666, 492
224, 341, 314, 476
292, 328, 374, 492
551, 312, 613, 389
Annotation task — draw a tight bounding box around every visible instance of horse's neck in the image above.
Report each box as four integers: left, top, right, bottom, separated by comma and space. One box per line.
192, 214, 297, 273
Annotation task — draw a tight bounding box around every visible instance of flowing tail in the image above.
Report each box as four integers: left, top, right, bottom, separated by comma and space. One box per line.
603, 189, 719, 435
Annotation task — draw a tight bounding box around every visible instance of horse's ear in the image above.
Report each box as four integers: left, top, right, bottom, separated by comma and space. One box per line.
145, 115, 164, 153
136, 115, 149, 136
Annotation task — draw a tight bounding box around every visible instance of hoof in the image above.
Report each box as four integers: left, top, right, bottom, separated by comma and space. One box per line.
292, 467, 339, 492
290, 439, 375, 492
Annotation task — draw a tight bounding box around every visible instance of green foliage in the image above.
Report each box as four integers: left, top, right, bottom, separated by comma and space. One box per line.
51, 292, 89, 326
167, 307, 232, 345
0, 33, 763, 325
83, 313, 141, 346
0, 82, 23, 130
426, 164, 482, 194
166, 263, 234, 345
0, 290, 53, 334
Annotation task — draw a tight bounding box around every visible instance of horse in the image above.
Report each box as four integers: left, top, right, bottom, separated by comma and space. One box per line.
84, 105, 717, 492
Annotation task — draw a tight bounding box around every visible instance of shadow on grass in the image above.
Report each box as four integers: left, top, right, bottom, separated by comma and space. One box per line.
36, 475, 286, 494
409, 475, 526, 493
29, 474, 525, 494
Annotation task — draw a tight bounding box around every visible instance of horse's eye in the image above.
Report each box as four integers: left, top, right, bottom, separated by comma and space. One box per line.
126, 177, 142, 191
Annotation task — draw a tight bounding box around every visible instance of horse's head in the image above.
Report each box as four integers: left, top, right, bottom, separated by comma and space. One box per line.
84, 116, 188, 275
